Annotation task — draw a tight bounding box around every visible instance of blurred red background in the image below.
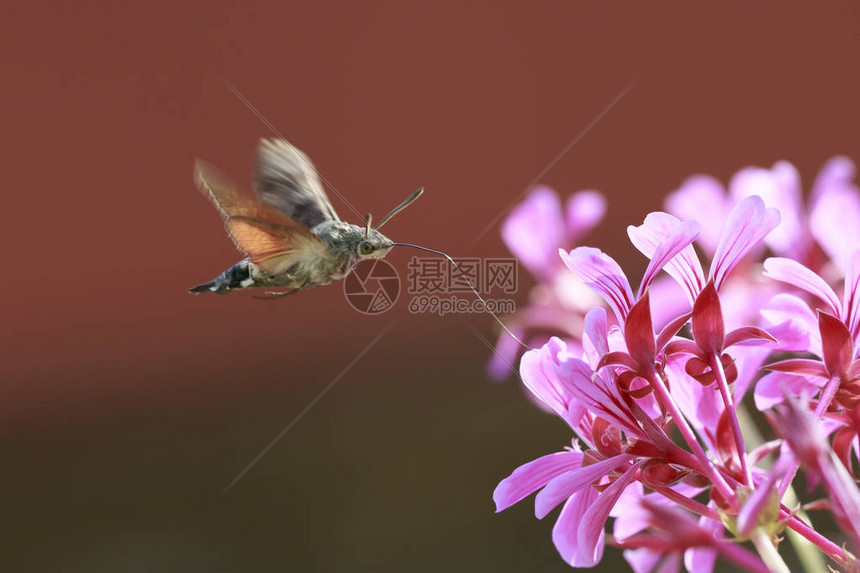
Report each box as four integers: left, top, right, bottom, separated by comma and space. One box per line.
3, 2, 860, 571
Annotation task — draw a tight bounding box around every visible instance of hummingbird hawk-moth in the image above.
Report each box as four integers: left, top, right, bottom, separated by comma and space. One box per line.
189, 138, 423, 298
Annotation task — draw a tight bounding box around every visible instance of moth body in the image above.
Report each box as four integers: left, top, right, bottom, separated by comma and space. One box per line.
190, 137, 415, 300
190, 221, 394, 294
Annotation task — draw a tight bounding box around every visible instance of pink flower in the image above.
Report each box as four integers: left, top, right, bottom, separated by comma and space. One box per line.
756, 251, 860, 473
775, 399, 860, 551
665, 157, 860, 268
491, 158, 858, 571
487, 186, 606, 380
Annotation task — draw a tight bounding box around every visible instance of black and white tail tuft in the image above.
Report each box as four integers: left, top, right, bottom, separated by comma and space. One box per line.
188, 260, 253, 294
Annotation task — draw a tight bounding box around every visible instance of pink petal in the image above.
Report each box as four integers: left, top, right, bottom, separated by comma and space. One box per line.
665, 174, 728, 255
502, 185, 566, 280
565, 190, 607, 243
628, 212, 705, 303
582, 307, 610, 363
762, 257, 841, 317
552, 486, 602, 567
519, 341, 570, 418
810, 186, 860, 271
779, 400, 860, 545
637, 219, 701, 299
753, 371, 819, 411
843, 250, 860, 342
624, 548, 665, 573
560, 247, 634, 324
535, 454, 632, 518
683, 513, 721, 573
760, 293, 821, 353
649, 277, 693, 332
809, 157, 860, 270
486, 328, 525, 381
710, 196, 780, 290
611, 482, 650, 541
577, 465, 638, 565
568, 366, 644, 438
494, 451, 583, 512
728, 161, 808, 257
665, 357, 724, 439
732, 346, 772, 403
810, 156, 856, 205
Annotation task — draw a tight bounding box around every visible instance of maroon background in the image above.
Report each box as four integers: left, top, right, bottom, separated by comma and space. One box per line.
4, 2, 859, 571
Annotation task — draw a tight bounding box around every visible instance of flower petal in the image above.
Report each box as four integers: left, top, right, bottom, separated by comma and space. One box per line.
762, 257, 841, 317
535, 454, 632, 518
664, 174, 728, 255
552, 486, 602, 567
710, 195, 780, 290
760, 293, 821, 353
486, 327, 525, 381
502, 185, 567, 280
611, 482, 650, 541
638, 219, 701, 299
561, 247, 634, 324
683, 512, 722, 573
753, 371, 820, 411
778, 400, 860, 546
494, 451, 583, 512
728, 161, 808, 257
577, 465, 637, 565
810, 156, 856, 205
843, 250, 860, 342
519, 340, 570, 418
565, 190, 607, 243
809, 158, 860, 271
666, 357, 724, 437
582, 307, 610, 363
624, 549, 666, 573
628, 212, 705, 303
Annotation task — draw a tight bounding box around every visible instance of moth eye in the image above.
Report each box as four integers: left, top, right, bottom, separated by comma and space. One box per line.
358, 242, 375, 255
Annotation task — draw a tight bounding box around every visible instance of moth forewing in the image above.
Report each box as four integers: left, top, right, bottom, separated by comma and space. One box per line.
194, 160, 325, 275
254, 138, 340, 228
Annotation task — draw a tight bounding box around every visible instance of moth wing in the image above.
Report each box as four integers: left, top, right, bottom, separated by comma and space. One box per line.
254, 138, 340, 228
195, 160, 327, 275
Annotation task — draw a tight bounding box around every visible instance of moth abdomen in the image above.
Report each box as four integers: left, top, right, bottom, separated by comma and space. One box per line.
189, 259, 254, 294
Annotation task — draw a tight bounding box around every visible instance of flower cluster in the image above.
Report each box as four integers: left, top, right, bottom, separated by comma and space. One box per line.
491, 158, 860, 572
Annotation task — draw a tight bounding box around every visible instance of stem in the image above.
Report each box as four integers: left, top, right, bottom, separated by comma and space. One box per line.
711, 353, 753, 485
654, 486, 721, 520
782, 509, 844, 560
736, 404, 829, 573
750, 528, 791, 573
778, 376, 842, 499
648, 369, 736, 503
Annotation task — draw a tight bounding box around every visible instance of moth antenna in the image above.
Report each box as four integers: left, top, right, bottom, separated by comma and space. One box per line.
392, 242, 533, 351
364, 213, 372, 238
376, 188, 424, 230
